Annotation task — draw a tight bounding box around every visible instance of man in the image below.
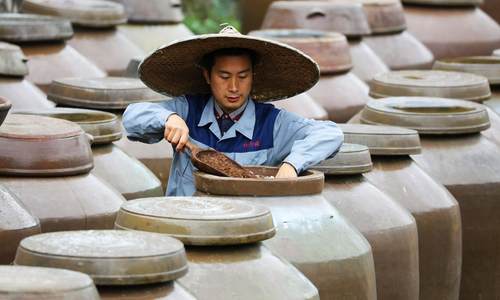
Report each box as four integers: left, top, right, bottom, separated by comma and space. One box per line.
123, 26, 343, 196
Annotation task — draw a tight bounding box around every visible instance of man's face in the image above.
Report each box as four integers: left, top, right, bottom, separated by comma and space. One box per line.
203, 55, 253, 113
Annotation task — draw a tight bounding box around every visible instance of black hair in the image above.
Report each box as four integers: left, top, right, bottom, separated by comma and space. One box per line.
198, 48, 258, 73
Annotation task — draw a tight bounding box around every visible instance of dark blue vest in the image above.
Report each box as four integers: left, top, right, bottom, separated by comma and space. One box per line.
185, 94, 279, 153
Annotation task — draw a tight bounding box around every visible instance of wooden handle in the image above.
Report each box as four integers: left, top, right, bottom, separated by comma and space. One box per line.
185, 140, 198, 153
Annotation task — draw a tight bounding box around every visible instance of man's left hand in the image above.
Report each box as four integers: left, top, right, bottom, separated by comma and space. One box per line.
276, 162, 298, 178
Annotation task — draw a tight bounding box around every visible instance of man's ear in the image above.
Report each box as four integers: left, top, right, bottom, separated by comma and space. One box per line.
202, 68, 210, 85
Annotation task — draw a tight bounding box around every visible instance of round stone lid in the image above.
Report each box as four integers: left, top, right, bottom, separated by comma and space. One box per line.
401, 0, 482, 6
0, 114, 93, 176
339, 124, 422, 155
15, 230, 188, 285
22, 0, 127, 28
108, 0, 184, 24
360, 97, 491, 134
0, 266, 99, 299
0, 13, 73, 42
0, 42, 28, 77
370, 70, 491, 102
311, 143, 373, 175
13, 108, 122, 144
116, 197, 276, 246
262, 1, 371, 38
250, 29, 352, 74
0, 97, 11, 127
195, 167, 325, 196
48, 77, 165, 110
433, 56, 500, 85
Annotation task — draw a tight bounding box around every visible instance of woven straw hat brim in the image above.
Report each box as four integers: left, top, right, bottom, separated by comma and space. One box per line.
138, 34, 320, 102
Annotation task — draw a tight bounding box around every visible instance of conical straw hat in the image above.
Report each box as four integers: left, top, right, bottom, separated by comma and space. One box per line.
139, 26, 320, 102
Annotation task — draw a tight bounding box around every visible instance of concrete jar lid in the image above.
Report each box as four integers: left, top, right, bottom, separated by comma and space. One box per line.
433, 56, 500, 85
0, 114, 94, 176
0, 42, 28, 77
0, 266, 100, 299
311, 143, 373, 175
108, 0, 184, 24
14, 230, 188, 285
339, 123, 422, 155
361, 97, 491, 134
250, 29, 353, 75
13, 108, 122, 145
370, 70, 491, 101
21, 0, 127, 28
262, 1, 371, 38
0, 13, 73, 43
195, 167, 324, 196
401, 0, 482, 6
48, 77, 165, 110
115, 197, 276, 246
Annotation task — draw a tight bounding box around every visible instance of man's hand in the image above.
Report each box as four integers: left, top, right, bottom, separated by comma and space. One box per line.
276, 162, 298, 178
164, 114, 189, 152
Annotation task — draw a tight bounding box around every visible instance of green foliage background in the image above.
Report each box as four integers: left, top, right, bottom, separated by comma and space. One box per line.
183, 0, 241, 34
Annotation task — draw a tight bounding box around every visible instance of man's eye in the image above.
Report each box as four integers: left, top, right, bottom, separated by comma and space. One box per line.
220, 75, 230, 79
239, 74, 248, 79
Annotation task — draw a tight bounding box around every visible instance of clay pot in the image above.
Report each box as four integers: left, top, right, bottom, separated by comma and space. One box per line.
339, 124, 462, 300
115, 197, 320, 299
0, 41, 54, 109
13, 108, 164, 200
21, 0, 146, 76
195, 168, 377, 300
0, 97, 11, 126
0, 185, 40, 264
359, 0, 407, 34
360, 96, 500, 299
0, 266, 100, 299
273, 93, 329, 120
110, 0, 184, 24
261, 1, 389, 83
404, 6, 500, 59
239, 0, 276, 33
117, 23, 193, 53
0, 14, 106, 93
15, 230, 188, 285
404, 0, 482, 6
250, 29, 372, 122
370, 70, 491, 101
99, 282, 196, 300
314, 143, 420, 300
0, 115, 94, 176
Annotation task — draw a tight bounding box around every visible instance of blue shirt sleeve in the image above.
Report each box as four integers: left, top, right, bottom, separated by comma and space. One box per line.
271, 110, 344, 173
122, 96, 189, 144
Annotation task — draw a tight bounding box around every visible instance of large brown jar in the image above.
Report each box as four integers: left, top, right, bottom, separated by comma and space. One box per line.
339, 124, 462, 300
115, 197, 320, 300
0, 42, 53, 109
13, 108, 164, 200
21, 0, 145, 76
0, 13, 106, 93
251, 29, 372, 122
314, 143, 420, 300
262, 1, 389, 83
360, 0, 434, 69
360, 96, 500, 300
0, 114, 125, 232
403, 4, 500, 59
46, 76, 173, 190
109, 0, 193, 53
194, 168, 377, 300
0, 185, 40, 264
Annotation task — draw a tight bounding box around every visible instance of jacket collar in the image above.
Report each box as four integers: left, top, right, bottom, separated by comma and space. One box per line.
198, 96, 255, 140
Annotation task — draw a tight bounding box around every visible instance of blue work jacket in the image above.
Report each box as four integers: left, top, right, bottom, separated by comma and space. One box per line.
123, 94, 344, 196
